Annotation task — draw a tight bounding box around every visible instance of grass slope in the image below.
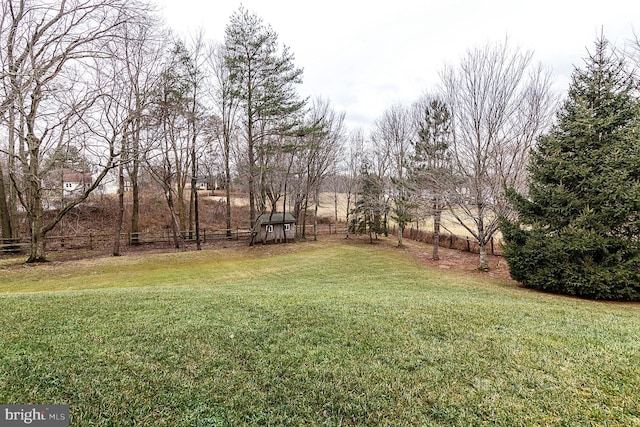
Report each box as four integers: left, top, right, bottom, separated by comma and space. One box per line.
1, 239, 639, 426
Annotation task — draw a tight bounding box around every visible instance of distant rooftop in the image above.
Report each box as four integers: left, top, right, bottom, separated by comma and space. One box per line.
256, 213, 296, 225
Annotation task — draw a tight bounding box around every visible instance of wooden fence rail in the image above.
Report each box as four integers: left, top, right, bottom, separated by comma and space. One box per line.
401, 227, 503, 256
0, 224, 348, 254
0, 228, 254, 254
1, 224, 502, 256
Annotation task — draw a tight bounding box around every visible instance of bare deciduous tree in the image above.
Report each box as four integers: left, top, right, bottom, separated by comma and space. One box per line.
111, 12, 162, 256
0, 0, 147, 262
184, 32, 209, 250
145, 40, 194, 249
207, 41, 238, 238
292, 98, 344, 240
371, 103, 415, 247
440, 40, 556, 270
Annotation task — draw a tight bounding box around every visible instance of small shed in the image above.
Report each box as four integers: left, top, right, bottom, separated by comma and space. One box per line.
253, 213, 296, 244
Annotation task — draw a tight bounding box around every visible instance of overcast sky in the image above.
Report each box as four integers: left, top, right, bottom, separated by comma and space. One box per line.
156, 0, 638, 130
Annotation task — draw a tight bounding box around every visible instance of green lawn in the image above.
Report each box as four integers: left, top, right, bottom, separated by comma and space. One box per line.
1, 239, 639, 426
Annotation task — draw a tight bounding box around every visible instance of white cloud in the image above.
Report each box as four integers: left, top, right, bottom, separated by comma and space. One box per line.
156, 0, 639, 130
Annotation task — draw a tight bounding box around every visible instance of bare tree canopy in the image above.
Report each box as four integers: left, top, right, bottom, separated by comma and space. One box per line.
371, 103, 415, 247
440, 40, 556, 270
0, 0, 151, 262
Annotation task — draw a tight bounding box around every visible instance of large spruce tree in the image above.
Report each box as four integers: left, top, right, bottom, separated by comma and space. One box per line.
501, 37, 640, 300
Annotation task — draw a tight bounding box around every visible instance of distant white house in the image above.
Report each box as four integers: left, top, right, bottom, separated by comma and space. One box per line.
62, 172, 93, 198
62, 170, 133, 198
186, 176, 219, 192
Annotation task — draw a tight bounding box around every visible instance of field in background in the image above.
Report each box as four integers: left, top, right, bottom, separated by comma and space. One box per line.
321, 192, 492, 239
268, 192, 479, 238
1, 238, 638, 425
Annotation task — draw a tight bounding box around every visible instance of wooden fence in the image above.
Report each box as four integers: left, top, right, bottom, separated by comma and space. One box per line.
402, 227, 503, 256
0, 228, 254, 254
1, 223, 501, 256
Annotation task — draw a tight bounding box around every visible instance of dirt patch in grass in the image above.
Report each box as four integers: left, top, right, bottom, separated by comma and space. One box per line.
407, 241, 512, 282
343, 234, 515, 283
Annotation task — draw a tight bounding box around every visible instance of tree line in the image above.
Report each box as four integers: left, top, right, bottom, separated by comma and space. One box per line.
0, 1, 345, 262
354, 32, 640, 301
2, 0, 640, 301
348, 41, 556, 271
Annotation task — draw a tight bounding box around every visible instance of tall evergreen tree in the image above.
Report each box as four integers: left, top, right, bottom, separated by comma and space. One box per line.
501, 37, 640, 300
224, 6, 306, 226
350, 161, 388, 243
412, 97, 453, 260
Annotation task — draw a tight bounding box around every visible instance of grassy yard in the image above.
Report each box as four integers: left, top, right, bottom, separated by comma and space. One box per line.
0, 239, 639, 426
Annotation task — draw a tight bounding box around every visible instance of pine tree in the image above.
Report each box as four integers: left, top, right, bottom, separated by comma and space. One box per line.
350, 161, 388, 243
501, 37, 640, 300
412, 97, 453, 260
224, 6, 306, 225
389, 175, 417, 247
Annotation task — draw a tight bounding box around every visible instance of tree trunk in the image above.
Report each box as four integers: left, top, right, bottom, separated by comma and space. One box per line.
433, 206, 441, 261
27, 196, 47, 263
313, 188, 319, 241
8, 73, 20, 240
130, 123, 140, 245
293, 196, 304, 231
0, 168, 13, 243
248, 155, 256, 226
1, 107, 16, 242
28, 231, 47, 263
345, 192, 352, 239
193, 187, 200, 250
166, 187, 182, 249
112, 162, 125, 256
191, 144, 201, 250
176, 174, 186, 239
383, 211, 388, 237
188, 182, 194, 240
477, 208, 489, 271
247, 99, 256, 226
301, 199, 308, 239
130, 171, 140, 244
333, 189, 338, 233
224, 136, 232, 239
26, 126, 47, 263
479, 242, 489, 271
282, 161, 292, 243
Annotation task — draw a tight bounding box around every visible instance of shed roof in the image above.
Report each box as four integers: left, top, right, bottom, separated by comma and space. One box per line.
63, 172, 92, 183
256, 213, 296, 225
